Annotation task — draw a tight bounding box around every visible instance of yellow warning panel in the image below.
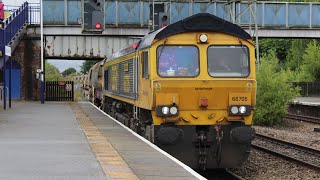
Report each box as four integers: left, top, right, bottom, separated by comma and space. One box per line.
70, 103, 139, 180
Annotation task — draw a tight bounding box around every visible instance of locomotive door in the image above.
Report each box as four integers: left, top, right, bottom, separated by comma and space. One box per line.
137, 50, 151, 109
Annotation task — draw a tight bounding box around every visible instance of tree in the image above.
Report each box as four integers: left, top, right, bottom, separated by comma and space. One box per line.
297, 40, 320, 82
253, 50, 300, 126
80, 61, 98, 74
62, 67, 77, 77
45, 61, 64, 81
285, 39, 309, 71
259, 39, 292, 64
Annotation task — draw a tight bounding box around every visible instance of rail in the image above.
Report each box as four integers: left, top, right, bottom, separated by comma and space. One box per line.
285, 113, 320, 125
252, 133, 320, 171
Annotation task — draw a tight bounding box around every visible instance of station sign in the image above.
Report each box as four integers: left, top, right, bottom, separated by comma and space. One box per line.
66, 84, 72, 91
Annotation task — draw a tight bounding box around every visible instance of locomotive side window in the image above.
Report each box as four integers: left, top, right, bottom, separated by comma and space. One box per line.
142, 51, 149, 79
207, 45, 249, 77
157, 45, 199, 77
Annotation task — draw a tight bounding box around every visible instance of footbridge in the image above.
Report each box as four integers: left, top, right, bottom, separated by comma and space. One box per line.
40, 0, 320, 60
2, 1, 320, 61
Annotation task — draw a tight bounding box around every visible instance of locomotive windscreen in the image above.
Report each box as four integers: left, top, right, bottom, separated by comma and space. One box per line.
207, 46, 249, 77
157, 45, 199, 77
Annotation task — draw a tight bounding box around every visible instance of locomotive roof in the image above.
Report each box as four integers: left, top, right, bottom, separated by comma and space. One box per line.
108, 13, 251, 61
138, 13, 251, 50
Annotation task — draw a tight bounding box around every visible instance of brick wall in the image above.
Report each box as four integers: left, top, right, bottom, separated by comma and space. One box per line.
12, 38, 41, 101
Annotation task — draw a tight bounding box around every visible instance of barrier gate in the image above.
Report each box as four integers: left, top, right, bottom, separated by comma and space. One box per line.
45, 81, 74, 101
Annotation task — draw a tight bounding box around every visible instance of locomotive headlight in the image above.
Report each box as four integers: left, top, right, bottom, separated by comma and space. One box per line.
239, 106, 247, 114
162, 107, 169, 115
170, 106, 178, 115
199, 34, 208, 43
230, 106, 239, 114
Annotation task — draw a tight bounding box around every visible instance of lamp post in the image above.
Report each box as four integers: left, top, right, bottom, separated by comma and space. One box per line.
40, 0, 44, 104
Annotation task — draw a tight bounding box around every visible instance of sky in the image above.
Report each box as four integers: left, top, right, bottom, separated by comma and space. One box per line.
3, 0, 40, 6
48, 60, 85, 73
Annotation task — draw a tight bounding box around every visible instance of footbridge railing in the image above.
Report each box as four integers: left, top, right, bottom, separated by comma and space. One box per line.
0, 2, 29, 53
0, 2, 39, 68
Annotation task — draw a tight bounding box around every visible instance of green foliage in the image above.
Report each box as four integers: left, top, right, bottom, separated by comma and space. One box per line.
62, 67, 77, 77
259, 39, 292, 64
80, 61, 98, 74
297, 40, 320, 82
65, 72, 78, 81
285, 40, 309, 71
45, 61, 64, 81
254, 50, 300, 126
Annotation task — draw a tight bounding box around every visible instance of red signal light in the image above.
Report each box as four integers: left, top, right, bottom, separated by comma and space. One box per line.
162, 24, 167, 28
131, 44, 138, 49
95, 23, 101, 29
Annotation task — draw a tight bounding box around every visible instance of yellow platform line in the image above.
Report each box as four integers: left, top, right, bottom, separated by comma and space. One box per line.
70, 103, 139, 180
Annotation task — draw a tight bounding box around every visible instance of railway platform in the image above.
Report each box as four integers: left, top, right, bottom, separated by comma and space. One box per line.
290, 97, 320, 118
292, 97, 320, 106
0, 101, 202, 180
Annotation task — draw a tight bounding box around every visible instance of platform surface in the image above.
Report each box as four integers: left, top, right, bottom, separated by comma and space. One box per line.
0, 102, 106, 180
0, 101, 200, 180
293, 97, 320, 106
78, 102, 199, 180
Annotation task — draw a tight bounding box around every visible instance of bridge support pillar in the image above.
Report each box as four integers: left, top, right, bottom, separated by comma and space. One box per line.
12, 38, 41, 101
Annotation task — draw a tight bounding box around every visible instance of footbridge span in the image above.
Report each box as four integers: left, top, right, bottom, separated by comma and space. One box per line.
40, 0, 320, 60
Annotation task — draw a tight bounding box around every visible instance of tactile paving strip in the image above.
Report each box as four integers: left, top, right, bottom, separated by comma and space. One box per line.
70, 103, 139, 180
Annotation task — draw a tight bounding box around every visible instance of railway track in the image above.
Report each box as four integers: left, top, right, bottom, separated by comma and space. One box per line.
252, 133, 320, 171
285, 113, 320, 125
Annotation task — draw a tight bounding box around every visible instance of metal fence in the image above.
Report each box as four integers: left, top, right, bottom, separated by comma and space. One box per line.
292, 82, 320, 97
45, 81, 74, 101
28, 3, 40, 25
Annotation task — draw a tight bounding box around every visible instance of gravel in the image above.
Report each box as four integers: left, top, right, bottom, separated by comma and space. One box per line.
254, 119, 320, 150
229, 119, 320, 179
230, 150, 320, 180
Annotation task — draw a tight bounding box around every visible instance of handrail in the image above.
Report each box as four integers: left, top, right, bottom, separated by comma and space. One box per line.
0, 2, 28, 45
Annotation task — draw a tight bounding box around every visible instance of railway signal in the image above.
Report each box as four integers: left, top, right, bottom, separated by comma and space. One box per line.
82, 0, 105, 33
158, 12, 170, 29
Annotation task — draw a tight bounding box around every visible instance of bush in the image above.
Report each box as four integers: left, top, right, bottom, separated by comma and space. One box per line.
297, 40, 320, 82
253, 50, 300, 126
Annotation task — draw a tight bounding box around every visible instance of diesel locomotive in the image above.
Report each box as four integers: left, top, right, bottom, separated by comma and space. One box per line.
88, 13, 256, 170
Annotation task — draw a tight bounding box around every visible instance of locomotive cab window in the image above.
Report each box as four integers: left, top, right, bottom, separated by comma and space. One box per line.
142, 51, 149, 79
157, 45, 199, 77
208, 45, 249, 77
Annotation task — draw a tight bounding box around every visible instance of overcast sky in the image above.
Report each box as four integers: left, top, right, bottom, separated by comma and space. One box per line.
3, 0, 40, 6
